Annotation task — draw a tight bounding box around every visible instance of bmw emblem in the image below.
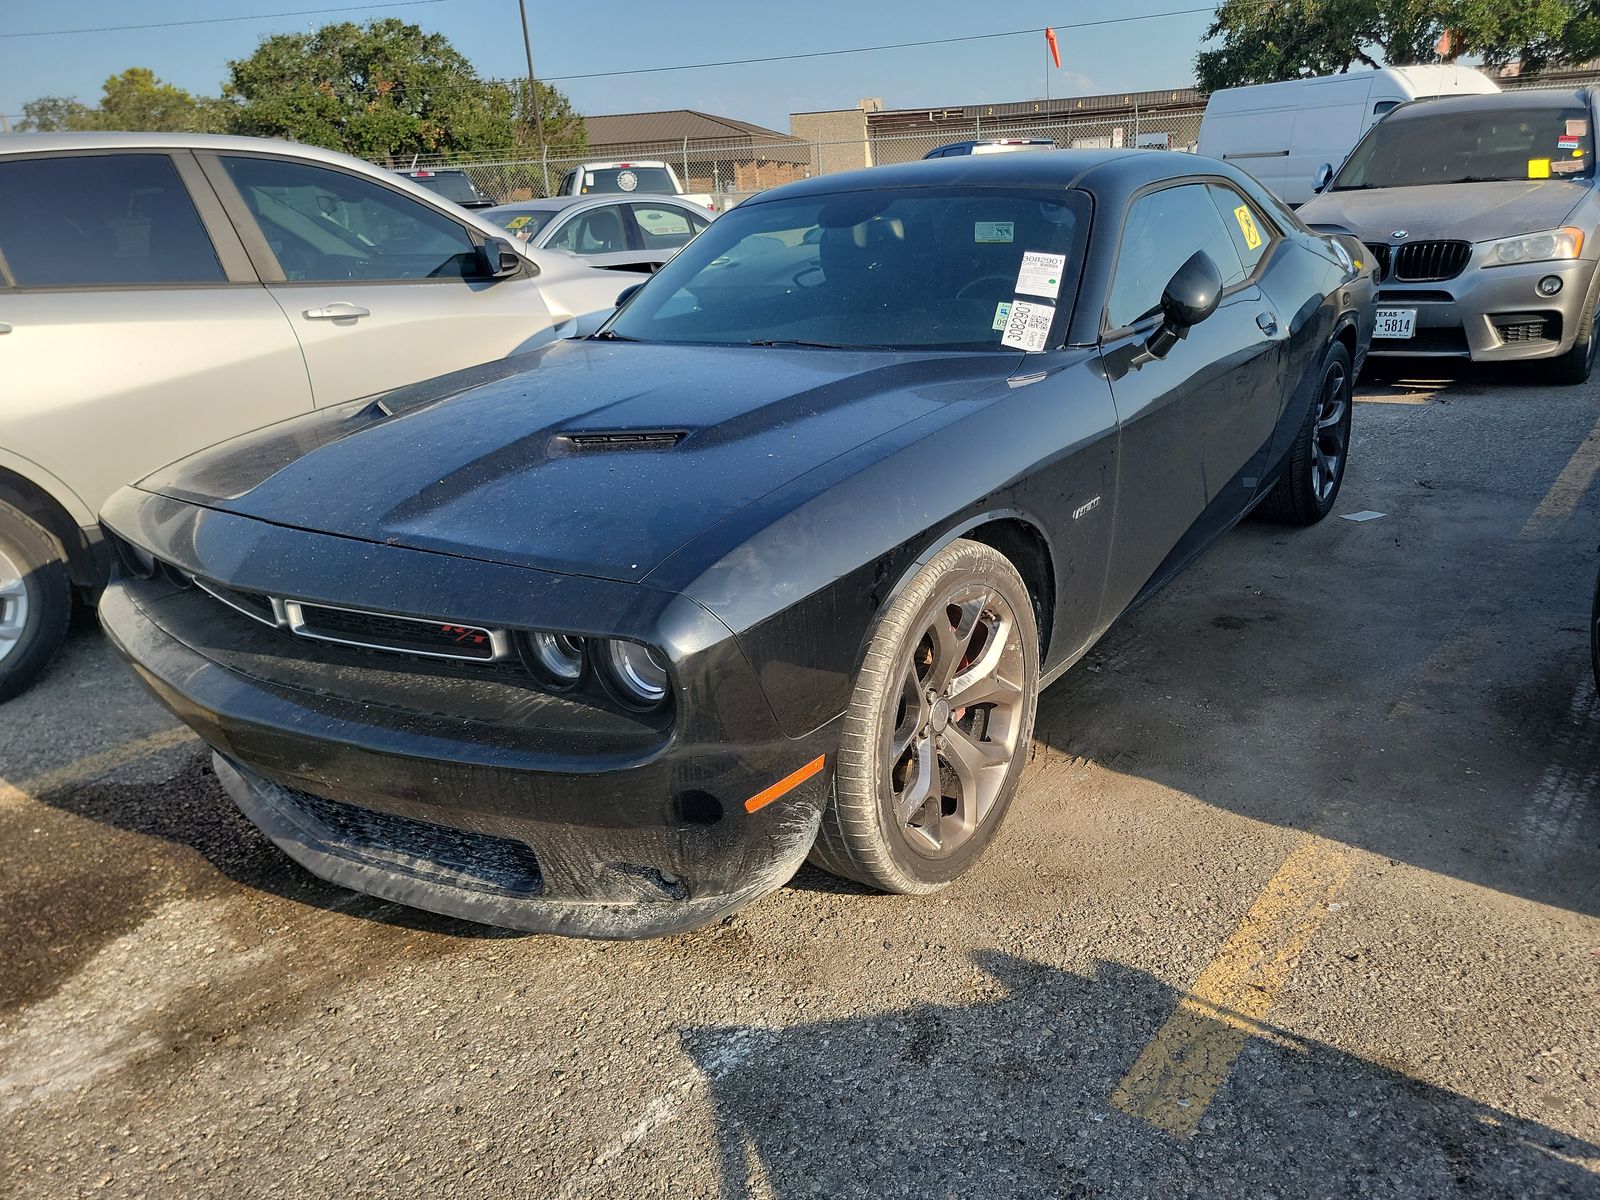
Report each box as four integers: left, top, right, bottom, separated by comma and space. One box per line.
1392, 229, 1410, 240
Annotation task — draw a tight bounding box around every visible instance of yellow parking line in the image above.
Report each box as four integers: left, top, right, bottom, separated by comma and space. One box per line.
1522, 409, 1600, 535
0, 726, 198, 810
1111, 836, 1355, 1137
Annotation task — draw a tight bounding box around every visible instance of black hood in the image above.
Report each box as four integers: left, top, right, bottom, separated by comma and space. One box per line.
139, 339, 1023, 583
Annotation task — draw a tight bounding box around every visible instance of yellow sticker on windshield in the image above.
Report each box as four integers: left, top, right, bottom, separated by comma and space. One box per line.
505, 215, 531, 230
1529, 158, 1552, 179
1234, 204, 1263, 250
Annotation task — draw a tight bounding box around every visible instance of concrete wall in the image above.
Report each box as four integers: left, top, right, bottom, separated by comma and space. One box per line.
789, 107, 871, 174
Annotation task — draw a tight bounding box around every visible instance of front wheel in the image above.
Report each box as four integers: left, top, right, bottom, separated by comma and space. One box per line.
1258, 341, 1353, 525
810, 538, 1039, 894
0, 501, 72, 702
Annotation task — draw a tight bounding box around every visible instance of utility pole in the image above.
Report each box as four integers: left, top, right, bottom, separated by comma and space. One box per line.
517, 0, 548, 189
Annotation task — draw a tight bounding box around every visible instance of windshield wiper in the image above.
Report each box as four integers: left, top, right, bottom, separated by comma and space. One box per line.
747, 338, 900, 350
590, 329, 638, 341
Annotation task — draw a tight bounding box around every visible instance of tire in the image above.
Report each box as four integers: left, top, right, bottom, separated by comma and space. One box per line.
1258, 341, 1353, 526
1543, 273, 1600, 386
810, 538, 1039, 894
0, 500, 72, 703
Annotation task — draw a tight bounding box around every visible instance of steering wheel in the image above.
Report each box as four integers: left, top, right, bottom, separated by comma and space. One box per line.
955, 273, 1014, 301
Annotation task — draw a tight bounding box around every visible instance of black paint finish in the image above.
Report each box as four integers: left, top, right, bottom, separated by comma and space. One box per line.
98, 150, 1374, 936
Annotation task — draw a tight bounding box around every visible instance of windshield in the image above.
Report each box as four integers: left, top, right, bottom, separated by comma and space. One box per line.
490, 208, 559, 241
604, 186, 1091, 351
407, 173, 486, 204
581, 167, 678, 195
1334, 106, 1595, 188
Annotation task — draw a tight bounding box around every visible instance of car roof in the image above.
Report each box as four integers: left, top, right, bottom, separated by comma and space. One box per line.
485, 193, 695, 217
742, 149, 1201, 205
1386, 88, 1591, 120
0, 130, 388, 163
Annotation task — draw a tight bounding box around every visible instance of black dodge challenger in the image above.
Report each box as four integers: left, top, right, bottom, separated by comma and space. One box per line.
100, 152, 1375, 937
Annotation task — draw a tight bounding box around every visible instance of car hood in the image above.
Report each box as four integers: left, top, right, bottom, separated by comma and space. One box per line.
138, 339, 1023, 584
1297, 180, 1589, 244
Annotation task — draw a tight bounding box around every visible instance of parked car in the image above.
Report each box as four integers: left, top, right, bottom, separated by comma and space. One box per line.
394, 167, 495, 209
554, 159, 717, 211
923, 138, 1056, 159
99, 150, 1372, 937
1299, 88, 1600, 381
483, 194, 713, 273
0, 132, 631, 701
1198, 65, 1499, 206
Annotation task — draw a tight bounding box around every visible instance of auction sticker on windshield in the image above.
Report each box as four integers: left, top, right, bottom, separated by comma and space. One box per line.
1001, 299, 1054, 351
1374, 308, 1416, 339
976, 221, 1015, 243
1015, 251, 1066, 299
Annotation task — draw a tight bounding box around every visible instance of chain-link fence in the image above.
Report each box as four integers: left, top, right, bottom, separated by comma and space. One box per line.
395, 108, 1206, 209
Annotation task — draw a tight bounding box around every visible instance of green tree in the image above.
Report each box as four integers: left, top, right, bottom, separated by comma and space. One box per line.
17, 70, 225, 133
224, 18, 584, 162
16, 96, 90, 132
1196, 0, 1573, 91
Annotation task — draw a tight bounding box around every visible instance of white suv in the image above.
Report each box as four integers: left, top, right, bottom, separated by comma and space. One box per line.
0, 133, 628, 700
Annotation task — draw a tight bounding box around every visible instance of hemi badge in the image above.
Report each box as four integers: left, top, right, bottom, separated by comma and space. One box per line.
1073, 496, 1102, 520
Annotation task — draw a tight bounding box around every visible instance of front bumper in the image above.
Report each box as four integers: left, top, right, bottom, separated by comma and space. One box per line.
98, 497, 837, 939
1368, 257, 1598, 361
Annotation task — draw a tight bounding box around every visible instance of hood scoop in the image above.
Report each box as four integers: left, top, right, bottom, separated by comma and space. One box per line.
556, 429, 687, 449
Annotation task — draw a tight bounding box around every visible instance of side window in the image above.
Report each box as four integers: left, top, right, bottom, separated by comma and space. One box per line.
0, 154, 224, 288
1106, 183, 1248, 330
546, 206, 630, 254
219, 156, 481, 283
630, 204, 700, 251
1373, 100, 1400, 117
1207, 184, 1274, 276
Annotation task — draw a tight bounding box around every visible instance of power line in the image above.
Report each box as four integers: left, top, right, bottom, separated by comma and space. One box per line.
543, 8, 1219, 83
0, 0, 451, 39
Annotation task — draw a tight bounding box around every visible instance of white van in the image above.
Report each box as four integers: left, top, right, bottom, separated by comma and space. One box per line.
1197, 65, 1500, 206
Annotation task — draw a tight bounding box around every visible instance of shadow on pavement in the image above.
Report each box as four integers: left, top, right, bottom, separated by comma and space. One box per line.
683, 950, 1597, 1198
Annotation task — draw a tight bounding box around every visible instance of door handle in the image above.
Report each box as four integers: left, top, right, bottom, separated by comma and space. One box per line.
303, 303, 371, 321
1256, 312, 1280, 336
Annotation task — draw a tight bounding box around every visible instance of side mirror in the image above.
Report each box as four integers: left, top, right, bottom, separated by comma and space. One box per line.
476, 236, 522, 279
1133, 251, 1222, 367
615, 282, 645, 307
1313, 162, 1335, 194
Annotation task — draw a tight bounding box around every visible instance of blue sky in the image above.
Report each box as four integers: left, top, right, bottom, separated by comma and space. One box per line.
1, 1, 1217, 132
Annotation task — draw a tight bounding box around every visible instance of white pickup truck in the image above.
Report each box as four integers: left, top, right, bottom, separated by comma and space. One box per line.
554, 160, 717, 212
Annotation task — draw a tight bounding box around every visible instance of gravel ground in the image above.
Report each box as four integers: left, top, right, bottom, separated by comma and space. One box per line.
1, 364, 1597, 1198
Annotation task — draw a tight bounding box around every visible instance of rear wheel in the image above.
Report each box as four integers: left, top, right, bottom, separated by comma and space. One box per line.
1258, 341, 1353, 525
811, 539, 1039, 893
0, 501, 72, 702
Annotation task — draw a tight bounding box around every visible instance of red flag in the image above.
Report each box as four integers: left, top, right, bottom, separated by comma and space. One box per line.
1045, 27, 1061, 69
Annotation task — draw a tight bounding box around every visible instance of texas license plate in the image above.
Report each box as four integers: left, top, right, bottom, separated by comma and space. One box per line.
1374, 308, 1417, 339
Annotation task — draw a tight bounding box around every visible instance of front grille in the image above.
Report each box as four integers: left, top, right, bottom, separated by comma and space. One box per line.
1392, 240, 1471, 282
194, 578, 278, 627
286, 602, 507, 662
286, 785, 545, 896
1376, 289, 1453, 303
1363, 243, 1392, 280
1493, 313, 1561, 344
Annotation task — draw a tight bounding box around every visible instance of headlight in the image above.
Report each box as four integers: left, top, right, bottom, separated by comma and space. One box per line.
1330, 240, 1353, 272
602, 639, 670, 707
1484, 227, 1584, 267
527, 631, 586, 684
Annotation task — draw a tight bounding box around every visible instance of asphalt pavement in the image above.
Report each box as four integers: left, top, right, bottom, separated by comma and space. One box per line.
1, 362, 1597, 1198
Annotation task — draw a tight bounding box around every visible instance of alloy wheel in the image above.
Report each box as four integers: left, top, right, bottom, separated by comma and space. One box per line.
0, 545, 31, 665
1311, 359, 1350, 505
881, 582, 1027, 857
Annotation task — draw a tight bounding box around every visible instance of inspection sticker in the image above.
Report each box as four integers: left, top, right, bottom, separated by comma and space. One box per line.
1001, 299, 1054, 352
992, 300, 1013, 330
1015, 251, 1067, 299
1234, 204, 1263, 250
976, 221, 1015, 243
